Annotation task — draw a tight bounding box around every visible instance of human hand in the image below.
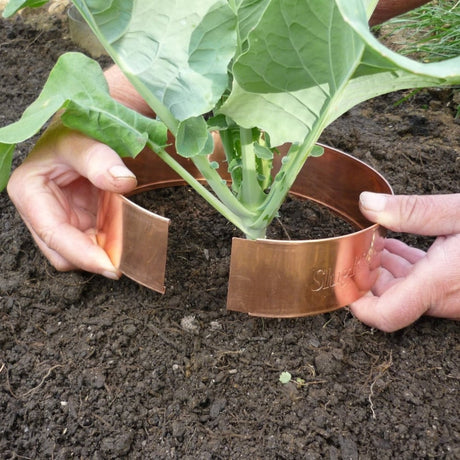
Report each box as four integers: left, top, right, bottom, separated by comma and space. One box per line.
350, 192, 460, 332
7, 120, 137, 279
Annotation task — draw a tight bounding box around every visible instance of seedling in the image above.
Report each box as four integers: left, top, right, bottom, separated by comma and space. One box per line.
279, 372, 313, 388
279, 371, 292, 384
1, 0, 459, 240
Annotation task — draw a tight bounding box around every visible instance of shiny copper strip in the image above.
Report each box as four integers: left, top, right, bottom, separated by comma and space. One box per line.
97, 144, 392, 317
97, 190, 169, 292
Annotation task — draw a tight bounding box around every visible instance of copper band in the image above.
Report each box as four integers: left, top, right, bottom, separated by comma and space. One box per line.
97, 143, 392, 317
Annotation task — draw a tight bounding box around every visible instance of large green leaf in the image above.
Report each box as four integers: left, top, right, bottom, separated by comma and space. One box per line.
0, 52, 111, 144
329, 0, 460, 122
232, 0, 271, 45
0, 52, 168, 189
220, 0, 362, 145
72, 0, 237, 127
233, 0, 362, 94
220, 0, 460, 146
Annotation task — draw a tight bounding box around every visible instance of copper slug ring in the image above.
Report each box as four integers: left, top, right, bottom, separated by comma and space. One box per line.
97, 143, 392, 318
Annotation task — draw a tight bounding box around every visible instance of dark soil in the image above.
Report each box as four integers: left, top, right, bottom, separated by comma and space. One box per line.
1, 11, 459, 460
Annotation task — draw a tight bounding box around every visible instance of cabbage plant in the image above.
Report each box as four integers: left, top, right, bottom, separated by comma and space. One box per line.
1, 0, 459, 239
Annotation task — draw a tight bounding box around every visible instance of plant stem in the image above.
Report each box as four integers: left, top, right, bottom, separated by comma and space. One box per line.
151, 143, 263, 239
191, 155, 256, 219
239, 128, 265, 210
251, 127, 324, 233
131, 79, 180, 135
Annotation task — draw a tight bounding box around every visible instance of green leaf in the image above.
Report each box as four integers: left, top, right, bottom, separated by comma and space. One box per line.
221, 0, 363, 145
0, 53, 106, 145
206, 114, 229, 131
0, 52, 167, 158
176, 117, 214, 158
228, 158, 242, 173
61, 97, 165, 158
310, 145, 324, 157
3, 0, 49, 17
73, 0, 237, 125
0, 144, 14, 191
220, 0, 460, 146
279, 371, 292, 384
234, 1, 362, 94
253, 142, 273, 160
233, 0, 271, 45
329, 0, 460, 122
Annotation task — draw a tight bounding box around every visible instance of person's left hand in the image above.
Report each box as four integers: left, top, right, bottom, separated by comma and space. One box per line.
7, 120, 138, 279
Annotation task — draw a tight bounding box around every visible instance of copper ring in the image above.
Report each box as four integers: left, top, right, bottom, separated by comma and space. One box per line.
97, 143, 392, 317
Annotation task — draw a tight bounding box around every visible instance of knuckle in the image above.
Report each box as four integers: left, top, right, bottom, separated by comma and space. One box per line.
401, 195, 422, 223
50, 257, 72, 272
6, 168, 22, 199
40, 226, 58, 253
398, 195, 433, 231
38, 228, 72, 272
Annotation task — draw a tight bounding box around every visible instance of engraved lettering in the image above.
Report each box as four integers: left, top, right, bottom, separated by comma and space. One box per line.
312, 269, 327, 292
311, 250, 374, 292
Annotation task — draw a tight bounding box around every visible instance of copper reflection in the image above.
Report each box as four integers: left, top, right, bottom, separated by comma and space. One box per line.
96, 143, 392, 317
97, 184, 169, 293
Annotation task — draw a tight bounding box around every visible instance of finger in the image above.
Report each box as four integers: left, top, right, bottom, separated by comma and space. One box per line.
63, 140, 138, 194
359, 192, 460, 236
350, 275, 432, 332
380, 248, 414, 279
384, 238, 426, 264
32, 125, 138, 194
27, 222, 77, 271
24, 214, 120, 279
371, 266, 397, 295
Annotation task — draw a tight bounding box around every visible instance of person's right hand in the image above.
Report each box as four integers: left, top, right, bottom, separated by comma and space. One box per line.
350, 192, 460, 332
7, 120, 138, 279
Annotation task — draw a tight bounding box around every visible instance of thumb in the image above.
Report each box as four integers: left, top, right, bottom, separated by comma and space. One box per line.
359, 192, 460, 236
69, 139, 138, 194
41, 125, 138, 194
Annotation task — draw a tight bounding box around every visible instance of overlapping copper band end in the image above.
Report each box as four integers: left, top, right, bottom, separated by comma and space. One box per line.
96, 143, 392, 317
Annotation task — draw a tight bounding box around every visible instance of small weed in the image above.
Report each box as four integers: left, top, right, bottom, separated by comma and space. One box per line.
279, 371, 292, 384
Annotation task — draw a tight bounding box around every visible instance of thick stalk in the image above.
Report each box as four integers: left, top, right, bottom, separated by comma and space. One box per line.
239, 128, 266, 210
250, 125, 325, 234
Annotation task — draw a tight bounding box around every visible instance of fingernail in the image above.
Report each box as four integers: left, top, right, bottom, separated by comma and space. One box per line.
109, 165, 136, 180
102, 270, 120, 280
360, 192, 388, 213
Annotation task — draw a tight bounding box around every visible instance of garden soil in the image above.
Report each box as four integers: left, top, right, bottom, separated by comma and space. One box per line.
0, 10, 459, 460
